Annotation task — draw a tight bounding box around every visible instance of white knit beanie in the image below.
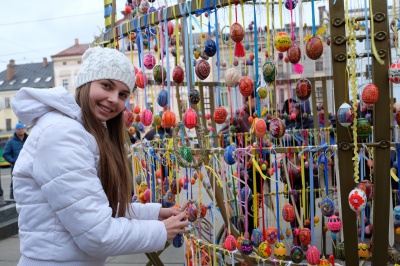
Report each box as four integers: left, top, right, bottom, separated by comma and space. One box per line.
75, 47, 136, 90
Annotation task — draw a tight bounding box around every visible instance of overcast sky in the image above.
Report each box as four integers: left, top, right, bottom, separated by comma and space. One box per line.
0, 0, 127, 72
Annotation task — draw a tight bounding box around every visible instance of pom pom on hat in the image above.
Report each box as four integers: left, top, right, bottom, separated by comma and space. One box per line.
75, 47, 136, 90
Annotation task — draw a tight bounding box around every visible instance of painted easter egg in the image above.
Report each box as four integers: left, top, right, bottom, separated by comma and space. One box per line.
358, 242, 370, 260
299, 228, 311, 246
195, 59, 211, 80
188, 89, 201, 104
162, 110, 176, 128
213, 106, 228, 124
258, 241, 272, 259
318, 258, 330, 265
284, 0, 298, 9
274, 242, 287, 260
157, 89, 168, 107
203, 39, 217, 57
320, 198, 335, 217
252, 118, 267, 138
336, 242, 345, 259
224, 235, 237, 251
287, 44, 301, 64
296, 78, 312, 100
356, 118, 372, 139
337, 102, 354, 127
274, 32, 291, 52
251, 229, 264, 247
172, 233, 184, 247
262, 61, 276, 83
327, 215, 342, 233
136, 71, 149, 89
230, 22, 245, 43
143, 54, 156, 70
153, 65, 167, 84
224, 144, 237, 165
348, 188, 367, 212
282, 203, 296, 222
238, 76, 254, 97
361, 83, 379, 104
290, 246, 304, 263
357, 180, 374, 201
269, 117, 286, 138
225, 68, 240, 87
140, 109, 153, 126
180, 146, 193, 166
183, 108, 197, 129
305, 36, 323, 60
265, 226, 278, 245
306, 246, 320, 265
389, 62, 400, 83
241, 239, 253, 255
257, 87, 268, 99
172, 66, 185, 84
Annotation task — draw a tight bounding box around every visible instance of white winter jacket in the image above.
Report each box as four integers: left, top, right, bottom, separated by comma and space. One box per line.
11, 87, 167, 266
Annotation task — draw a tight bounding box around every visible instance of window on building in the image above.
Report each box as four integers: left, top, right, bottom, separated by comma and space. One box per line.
63, 62, 67, 65
62, 79, 69, 90
45, 77, 52, 82
9, 80, 16, 85
5, 97, 10, 108
21, 78, 28, 84
34, 77, 41, 83
220, 90, 228, 107
315, 86, 323, 104
315, 57, 324, 72
78, 61, 82, 64
0, 80, 3, 86
6, 119, 11, 132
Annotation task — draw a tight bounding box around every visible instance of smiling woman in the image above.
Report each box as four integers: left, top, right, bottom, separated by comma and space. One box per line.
10, 47, 189, 265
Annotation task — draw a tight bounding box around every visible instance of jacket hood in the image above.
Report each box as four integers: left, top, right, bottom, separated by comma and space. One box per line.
11, 87, 82, 126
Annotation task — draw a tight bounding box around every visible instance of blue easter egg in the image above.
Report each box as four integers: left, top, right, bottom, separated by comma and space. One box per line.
203, 39, 217, 57
224, 144, 236, 165
320, 198, 335, 217
138, 123, 145, 132
240, 186, 253, 202
173, 233, 184, 247
157, 89, 168, 107
251, 229, 263, 247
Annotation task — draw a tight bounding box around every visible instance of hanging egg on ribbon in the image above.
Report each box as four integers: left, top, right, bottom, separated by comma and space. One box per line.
203, 39, 217, 57
161, 110, 176, 128
327, 215, 342, 233
265, 226, 278, 244
257, 86, 268, 99
230, 22, 245, 57
157, 89, 169, 107
143, 54, 156, 70
274, 32, 291, 52
188, 89, 201, 104
357, 180, 374, 201
135, 71, 149, 89
290, 246, 304, 263
262, 61, 277, 84
258, 241, 272, 259
140, 109, 153, 126
179, 146, 193, 166
282, 203, 296, 222
389, 62, 400, 83
348, 188, 367, 212
251, 229, 264, 247
224, 144, 237, 165
358, 242, 370, 260
252, 118, 267, 138
337, 102, 355, 127
284, 0, 298, 9
336, 242, 345, 260
138, 0, 150, 14
195, 59, 211, 80
305, 36, 323, 60
224, 235, 237, 251
162, 21, 175, 36
183, 108, 197, 129
269, 117, 286, 138
172, 66, 185, 84
356, 118, 372, 139
361, 83, 379, 104
273, 242, 287, 260
306, 246, 320, 265
299, 228, 311, 246
295, 78, 312, 100
287, 44, 301, 64
224, 68, 240, 87
240, 239, 253, 255
318, 258, 330, 265
240, 186, 253, 202
213, 106, 228, 124
320, 198, 335, 217
172, 233, 184, 248
238, 76, 254, 97
153, 65, 167, 85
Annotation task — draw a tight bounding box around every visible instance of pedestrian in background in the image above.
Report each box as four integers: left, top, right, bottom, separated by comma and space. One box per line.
11, 47, 188, 265
3, 122, 28, 199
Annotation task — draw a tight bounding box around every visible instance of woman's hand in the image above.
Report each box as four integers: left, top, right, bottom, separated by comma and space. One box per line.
158, 207, 181, 221
162, 211, 189, 240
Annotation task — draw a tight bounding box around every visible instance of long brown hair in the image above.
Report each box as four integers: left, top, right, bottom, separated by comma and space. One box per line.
76, 83, 132, 217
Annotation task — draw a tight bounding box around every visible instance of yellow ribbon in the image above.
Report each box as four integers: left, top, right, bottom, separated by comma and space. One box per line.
251, 158, 277, 182
203, 165, 223, 187
369, 0, 384, 65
